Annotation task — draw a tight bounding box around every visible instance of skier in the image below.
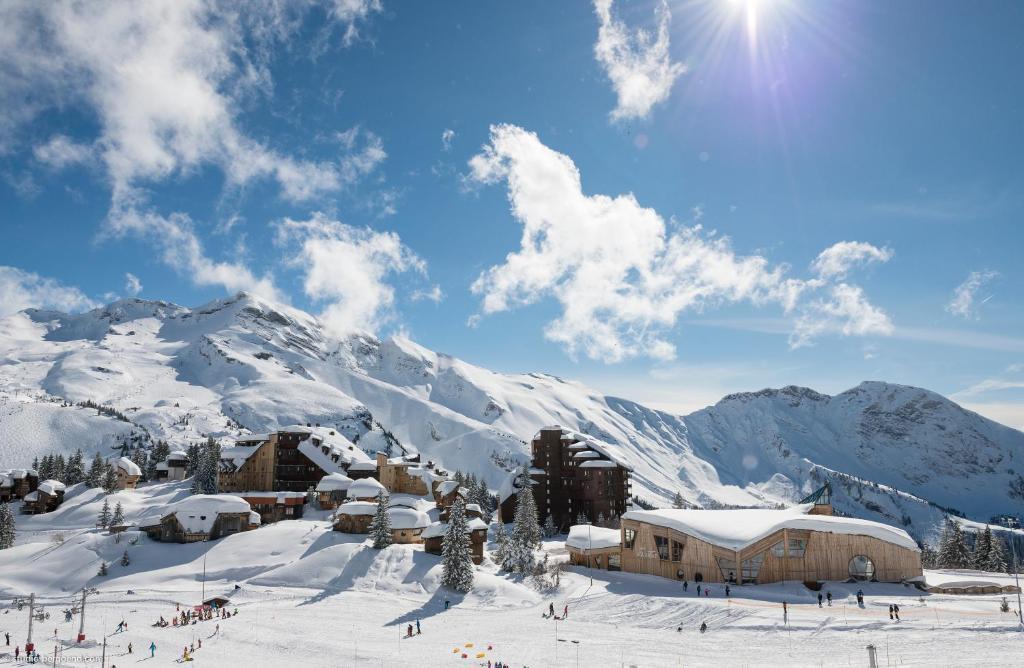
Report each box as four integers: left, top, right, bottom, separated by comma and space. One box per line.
407, 624, 413, 637
782, 601, 789, 624
549, 602, 554, 618
416, 619, 421, 635
14, 645, 19, 660
4, 631, 9, 645
817, 593, 823, 607
888, 604, 894, 620
699, 621, 707, 634
683, 580, 688, 592
128, 642, 133, 654
198, 638, 202, 649
115, 620, 124, 632
704, 588, 710, 597
696, 584, 702, 596
725, 585, 731, 597
826, 591, 832, 606
563, 604, 568, 619
893, 604, 900, 621
444, 598, 450, 610
150, 642, 156, 658
856, 589, 864, 606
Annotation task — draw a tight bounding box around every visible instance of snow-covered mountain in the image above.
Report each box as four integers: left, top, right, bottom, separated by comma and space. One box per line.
1, 292, 1021, 542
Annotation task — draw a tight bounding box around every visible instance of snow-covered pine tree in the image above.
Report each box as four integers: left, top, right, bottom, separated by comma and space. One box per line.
130, 448, 148, 482
146, 440, 170, 480
919, 542, 938, 569
121, 550, 130, 567
454, 470, 465, 486
111, 501, 125, 528
972, 525, 994, 569
576, 512, 588, 526
54, 454, 66, 482
190, 444, 208, 494
441, 498, 474, 593
32, 456, 39, 471
193, 437, 221, 494
937, 518, 971, 568
38, 454, 52, 481
185, 443, 201, 477
102, 464, 118, 494
369, 492, 393, 549
65, 449, 85, 485
86, 453, 105, 488
492, 520, 509, 564
97, 561, 108, 576
542, 514, 557, 538
986, 535, 1009, 573
513, 466, 542, 549
97, 498, 111, 528
0, 503, 15, 549
672, 492, 685, 509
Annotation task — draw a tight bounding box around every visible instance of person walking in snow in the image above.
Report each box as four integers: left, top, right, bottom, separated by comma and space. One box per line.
149, 642, 156, 658
888, 604, 894, 620
699, 621, 707, 633
215, 623, 220, 635
683, 580, 688, 592
826, 591, 832, 606
725, 585, 731, 597
549, 602, 554, 617
416, 619, 421, 635
444, 598, 450, 610
563, 604, 568, 619
14, 645, 19, 660
407, 624, 413, 637
782, 601, 789, 624
696, 584, 701, 596
893, 604, 900, 621
4, 631, 9, 645
856, 590, 864, 606
817, 593, 823, 607
128, 642, 133, 654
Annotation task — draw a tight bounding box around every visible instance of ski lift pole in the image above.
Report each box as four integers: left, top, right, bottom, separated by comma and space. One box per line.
1009, 518, 1023, 631
26, 592, 35, 653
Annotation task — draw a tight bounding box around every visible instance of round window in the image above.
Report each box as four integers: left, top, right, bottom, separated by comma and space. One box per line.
848, 555, 875, 581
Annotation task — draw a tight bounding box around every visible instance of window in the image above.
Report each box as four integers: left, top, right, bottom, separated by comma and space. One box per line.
741, 553, 765, 583
788, 538, 807, 558
624, 528, 636, 549
654, 535, 670, 560
715, 557, 737, 581
771, 541, 785, 558
848, 555, 875, 581
671, 540, 683, 562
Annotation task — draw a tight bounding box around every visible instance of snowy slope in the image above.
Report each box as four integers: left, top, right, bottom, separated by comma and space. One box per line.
0, 292, 1021, 542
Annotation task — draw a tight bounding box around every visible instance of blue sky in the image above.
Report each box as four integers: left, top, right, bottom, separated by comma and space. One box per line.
1, 0, 1022, 427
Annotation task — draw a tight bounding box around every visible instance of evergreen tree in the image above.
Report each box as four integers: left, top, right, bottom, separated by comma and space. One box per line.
441, 498, 474, 592
672, 491, 685, 509
185, 443, 201, 477
97, 498, 111, 528
111, 501, 125, 528
369, 492, 393, 549
121, 550, 130, 567
38, 454, 53, 481
54, 454, 66, 482
86, 453, 105, 488
97, 561, 108, 576
576, 512, 589, 526
920, 542, 938, 569
130, 448, 148, 482
31, 456, 39, 471
453, 470, 465, 487
65, 449, 85, 486
492, 520, 509, 565
972, 525, 994, 569
542, 514, 557, 538
102, 464, 118, 494
986, 535, 1009, 573
503, 467, 541, 573
0, 503, 15, 550
937, 518, 971, 569
190, 437, 220, 495
146, 440, 170, 480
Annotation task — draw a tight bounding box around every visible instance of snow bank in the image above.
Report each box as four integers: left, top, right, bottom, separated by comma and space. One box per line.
566, 525, 621, 550
388, 507, 430, 530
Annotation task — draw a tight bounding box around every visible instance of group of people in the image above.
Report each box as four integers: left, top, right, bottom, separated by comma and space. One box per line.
404, 619, 422, 637
816, 591, 834, 607
683, 582, 717, 598
545, 602, 569, 619
155, 602, 237, 629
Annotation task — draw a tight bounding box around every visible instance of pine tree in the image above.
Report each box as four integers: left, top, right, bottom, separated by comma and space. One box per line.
672, 491, 685, 509
190, 438, 220, 495
102, 464, 118, 494
986, 535, 1009, 573
542, 514, 557, 538
369, 492, 393, 549
54, 454, 66, 482
111, 501, 125, 528
920, 542, 938, 569
453, 470, 465, 487
121, 550, 130, 567
0, 503, 15, 549
32, 456, 39, 471
492, 520, 509, 565
972, 525, 994, 569
65, 449, 85, 485
576, 512, 589, 526
503, 468, 541, 574
38, 454, 53, 481
937, 518, 971, 569
86, 453, 105, 488
97, 498, 111, 528
441, 498, 474, 593
130, 448, 148, 482
97, 561, 108, 576
146, 440, 170, 480
185, 443, 201, 477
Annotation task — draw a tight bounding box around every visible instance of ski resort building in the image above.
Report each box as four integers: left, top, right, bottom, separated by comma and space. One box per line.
0, 468, 38, 502
109, 456, 142, 490
566, 525, 623, 570
154, 450, 189, 481
316, 472, 354, 509
616, 503, 922, 585
331, 501, 430, 543
376, 452, 445, 496
422, 517, 488, 564
21, 479, 65, 514
141, 495, 255, 543
347, 477, 388, 501
235, 491, 308, 523
509, 427, 632, 531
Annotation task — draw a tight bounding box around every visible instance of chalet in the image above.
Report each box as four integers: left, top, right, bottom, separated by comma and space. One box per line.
332, 501, 430, 543
0, 468, 38, 502
376, 452, 444, 496
347, 477, 387, 502
155, 450, 189, 481
615, 503, 922, 585
109, 457, 142, 490
21, 479, 66, 515
315, 472, 353, 509
236, 491, 307, 523
346, 461, 378, 480
141, 495, 254, 543
422, 517, 488, 564
566, 525, 623, 570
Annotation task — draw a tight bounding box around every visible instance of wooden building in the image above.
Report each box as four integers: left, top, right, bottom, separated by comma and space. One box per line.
141, 495, 254, 543
566, 525, 622, 571
109, 457, 142, 490
617, 504, 922, 586
236, 491, 307, 523
347, 477, 387, 502
21, 479, 65, 514
154, 450, 189, 481
0, 468, 38, 502
331, 501, 430, 543
422, 517, 488, 564
376, 452, 444, 497
522, 427, 632, 532
315, 472, 353, 509
332, 501, 377, 534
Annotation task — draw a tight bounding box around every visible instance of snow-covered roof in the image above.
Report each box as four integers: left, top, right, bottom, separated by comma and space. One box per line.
578, 460, 620, 469
155, 461, 169, 471
465, 503, 482, 514
316, 472, 353, 492
220, 442, 264, 467
347, 461, 377, 472
249, 511, 262, 526
421, 517, 489, 539
1, 468, 37, 483
436, 480, 459, 496
111, 456, 142, 477
573, 451, 601, 459
163, 494, 252, 534
566, 525, 621, 550
388, 506, 431, 530
528, 467, 546, 475
37, 479, 66, 495
22, 491, 39, 502
335, 501, 378, 517
622, 505, 919, 552
348, 477, 386, 499
169, 450, 189, 459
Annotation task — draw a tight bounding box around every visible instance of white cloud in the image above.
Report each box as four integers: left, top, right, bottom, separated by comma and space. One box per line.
124, 273, 143, 296
275, 213, 427, 337
33, 135, 94, 169
441, 129, 456, 152
110, 204, 281, 302
0, 266, 97, 316
593, 0, 685, 121
811, 241, 893, 279
946, 270, 998, 319
467, 124, 891, 362
327, 0, 383, 47
411, 285, 444, 303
